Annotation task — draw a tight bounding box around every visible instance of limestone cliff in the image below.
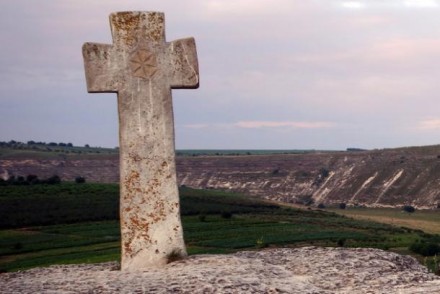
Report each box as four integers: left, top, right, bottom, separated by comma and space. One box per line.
178, 147, 440, 209
1, 145, 440, 208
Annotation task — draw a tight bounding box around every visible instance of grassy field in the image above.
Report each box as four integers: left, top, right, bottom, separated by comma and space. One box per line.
329, 207, 440, 235
0, 184, 439, 273
0, 142, 337, 160
0, 143, 118, 159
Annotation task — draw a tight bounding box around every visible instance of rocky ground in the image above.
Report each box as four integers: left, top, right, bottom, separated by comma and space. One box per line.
2, 247, 440, 293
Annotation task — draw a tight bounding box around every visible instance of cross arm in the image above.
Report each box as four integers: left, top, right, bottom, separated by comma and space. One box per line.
82, 43, 118, 93
168, 38, 199, 89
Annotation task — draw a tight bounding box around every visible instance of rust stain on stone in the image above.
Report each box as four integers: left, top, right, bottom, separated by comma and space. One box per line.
128, 152, 142, 162
111, 12, 141, 46
147, 12, 164, 42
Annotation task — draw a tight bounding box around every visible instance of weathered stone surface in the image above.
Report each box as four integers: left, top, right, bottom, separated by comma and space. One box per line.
2, 247, 440, 293
82, 11, 199, 270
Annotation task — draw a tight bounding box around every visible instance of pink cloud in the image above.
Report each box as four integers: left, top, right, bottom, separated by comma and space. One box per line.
234, 120, 336, 129
416, 119, 440, 130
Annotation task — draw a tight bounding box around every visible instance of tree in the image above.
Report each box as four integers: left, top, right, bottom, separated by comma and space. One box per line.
339, 203, 346, 209
45, 175, 61, 185
403, 205, 415, 213
75, 176, 86, 184
319, 168, 329, 178
26, 174, 39, 184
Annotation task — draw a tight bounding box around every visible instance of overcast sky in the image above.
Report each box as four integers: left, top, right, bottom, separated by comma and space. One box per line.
1, 0, 440, 150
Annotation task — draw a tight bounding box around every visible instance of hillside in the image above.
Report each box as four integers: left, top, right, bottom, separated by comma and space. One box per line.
1, 143, 440, 208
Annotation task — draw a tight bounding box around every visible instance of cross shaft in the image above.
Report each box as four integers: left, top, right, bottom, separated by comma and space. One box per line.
82, 11, 199, 270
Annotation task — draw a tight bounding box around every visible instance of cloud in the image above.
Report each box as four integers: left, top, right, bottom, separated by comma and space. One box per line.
184, 124, 211, 129
3, 0, 440, 150
416, 119, 440, 130
234, 120, 336, 129
404, 0, 439, 8
183, 120, 336, 130
341, 1, 366, 9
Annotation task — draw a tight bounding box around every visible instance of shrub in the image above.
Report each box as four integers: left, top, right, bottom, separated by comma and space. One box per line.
403, 205, 415, 213
221, 211, 232, 219
13, 242, 23, 250
410, 241, 440, 256
317, 203, 326, 209
198, 214, 206, 222
319, 168, 330, 178
339, 203, 346, 209
45, 175, 61, 185
337, 238, 346, 247
256, 236, 267, 248
16, 176, 26, 184
75, 176, 86, 184
26, 175, 39, 184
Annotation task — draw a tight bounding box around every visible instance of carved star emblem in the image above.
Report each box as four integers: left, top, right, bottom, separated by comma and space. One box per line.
129, 49, 158, 79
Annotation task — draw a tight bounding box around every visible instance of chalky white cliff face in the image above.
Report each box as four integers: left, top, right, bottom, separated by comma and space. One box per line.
2, 146, 440, 208
82, 11, 199, 270
176, 147, 440, 209
1, 248, 440, 293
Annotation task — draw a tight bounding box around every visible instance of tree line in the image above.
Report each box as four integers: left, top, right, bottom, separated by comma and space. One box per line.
0, 175, 61, 186
0, 140, 75, 148
0, 175, 86, 186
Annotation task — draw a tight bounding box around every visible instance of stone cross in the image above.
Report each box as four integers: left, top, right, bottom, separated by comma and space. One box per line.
82, 11, 199, 270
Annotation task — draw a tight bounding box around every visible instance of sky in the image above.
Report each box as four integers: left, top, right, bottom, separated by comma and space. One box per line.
2, 0, 440, 150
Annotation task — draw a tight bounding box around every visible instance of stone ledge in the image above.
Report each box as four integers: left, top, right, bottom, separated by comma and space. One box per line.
2, 247, 440, 293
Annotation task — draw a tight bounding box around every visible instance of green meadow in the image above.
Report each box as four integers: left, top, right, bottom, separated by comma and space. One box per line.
0, 183, 439, 273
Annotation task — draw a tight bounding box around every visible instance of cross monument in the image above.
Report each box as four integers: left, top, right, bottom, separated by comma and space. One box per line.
82, 11, 199, 270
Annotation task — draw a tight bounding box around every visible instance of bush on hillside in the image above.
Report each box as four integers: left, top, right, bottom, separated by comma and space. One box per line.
75, 176, 86, 184
403, 205, 415, 213
221, 211, 233, 219
410, 241, 440, 256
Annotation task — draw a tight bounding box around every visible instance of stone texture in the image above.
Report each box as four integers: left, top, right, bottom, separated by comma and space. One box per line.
82, 11, 199, 270
2, 247, 440, 293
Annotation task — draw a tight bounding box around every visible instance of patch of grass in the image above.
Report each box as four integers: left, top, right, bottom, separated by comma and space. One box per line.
0, 185, 437, 272
0, 183, 119, 228
329, 207, 440, 234
179, 187, 281, 216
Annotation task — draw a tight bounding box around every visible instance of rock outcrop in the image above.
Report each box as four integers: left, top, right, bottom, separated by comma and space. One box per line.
1, 247, 439, 293
177, 148, 440, 209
